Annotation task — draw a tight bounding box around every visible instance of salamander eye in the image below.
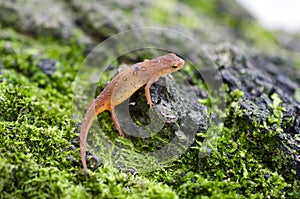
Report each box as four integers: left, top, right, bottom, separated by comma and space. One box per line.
172, 65, 178, 69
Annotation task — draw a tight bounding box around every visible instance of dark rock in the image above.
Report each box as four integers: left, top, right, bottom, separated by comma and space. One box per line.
255, 93, 272, 114
216, 44, 300, 178
251, 55, 300, 85
264, 174, 271, 180
117, 74, 208, 138
87, 155, 103, 171
238, 99, 269, 123
275, 74, 298, 95
65, 155, 77, 165
37, 58, 56, 76
278, 33, 300, 53
0, 0, 92, 44
294, 117, 300, 134
0, 0, 245, 47
221, 69, 242, 90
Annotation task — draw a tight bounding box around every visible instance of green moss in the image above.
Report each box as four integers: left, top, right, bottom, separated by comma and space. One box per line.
143, 88, 298, 198
0, 27, 181, 198
0, 7, 299, 198
145, 0, 202, 29
295, 56, 300, 69
241, 22, 279, 52
178, 0, 216, 16
0, 29, 84, 97
145, 0, 176, 25
295, 88, 300, 103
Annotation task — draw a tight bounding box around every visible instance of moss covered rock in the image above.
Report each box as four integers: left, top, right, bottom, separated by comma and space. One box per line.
0, 0, 299, 198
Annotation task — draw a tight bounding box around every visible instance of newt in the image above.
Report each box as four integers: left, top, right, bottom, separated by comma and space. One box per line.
80, 53, 185, 173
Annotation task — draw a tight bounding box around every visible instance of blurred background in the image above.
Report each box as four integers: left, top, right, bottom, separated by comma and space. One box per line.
237, 0, 300, 33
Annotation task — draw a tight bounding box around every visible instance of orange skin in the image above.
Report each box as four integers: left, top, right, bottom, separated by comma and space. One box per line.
80, 53, 185, 173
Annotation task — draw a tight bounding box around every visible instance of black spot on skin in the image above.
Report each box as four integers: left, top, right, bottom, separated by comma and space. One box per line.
135, 66, 140, 71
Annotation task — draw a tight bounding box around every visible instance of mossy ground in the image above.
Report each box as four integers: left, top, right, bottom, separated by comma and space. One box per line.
0, 27, 298, 198
0, 1, 299, 198
0, 27, 178, 198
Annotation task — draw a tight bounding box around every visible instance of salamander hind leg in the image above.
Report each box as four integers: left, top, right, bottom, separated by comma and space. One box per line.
110, 106, 125, 137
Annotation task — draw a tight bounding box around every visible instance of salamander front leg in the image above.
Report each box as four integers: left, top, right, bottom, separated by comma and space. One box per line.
110, 106, 125, 137
145, 76, 160, 107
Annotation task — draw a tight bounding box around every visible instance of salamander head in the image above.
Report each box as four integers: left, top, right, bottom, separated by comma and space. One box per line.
151, 53, 185, 74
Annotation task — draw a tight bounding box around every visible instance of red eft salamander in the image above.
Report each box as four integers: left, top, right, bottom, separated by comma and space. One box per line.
80, 53, 185, 172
